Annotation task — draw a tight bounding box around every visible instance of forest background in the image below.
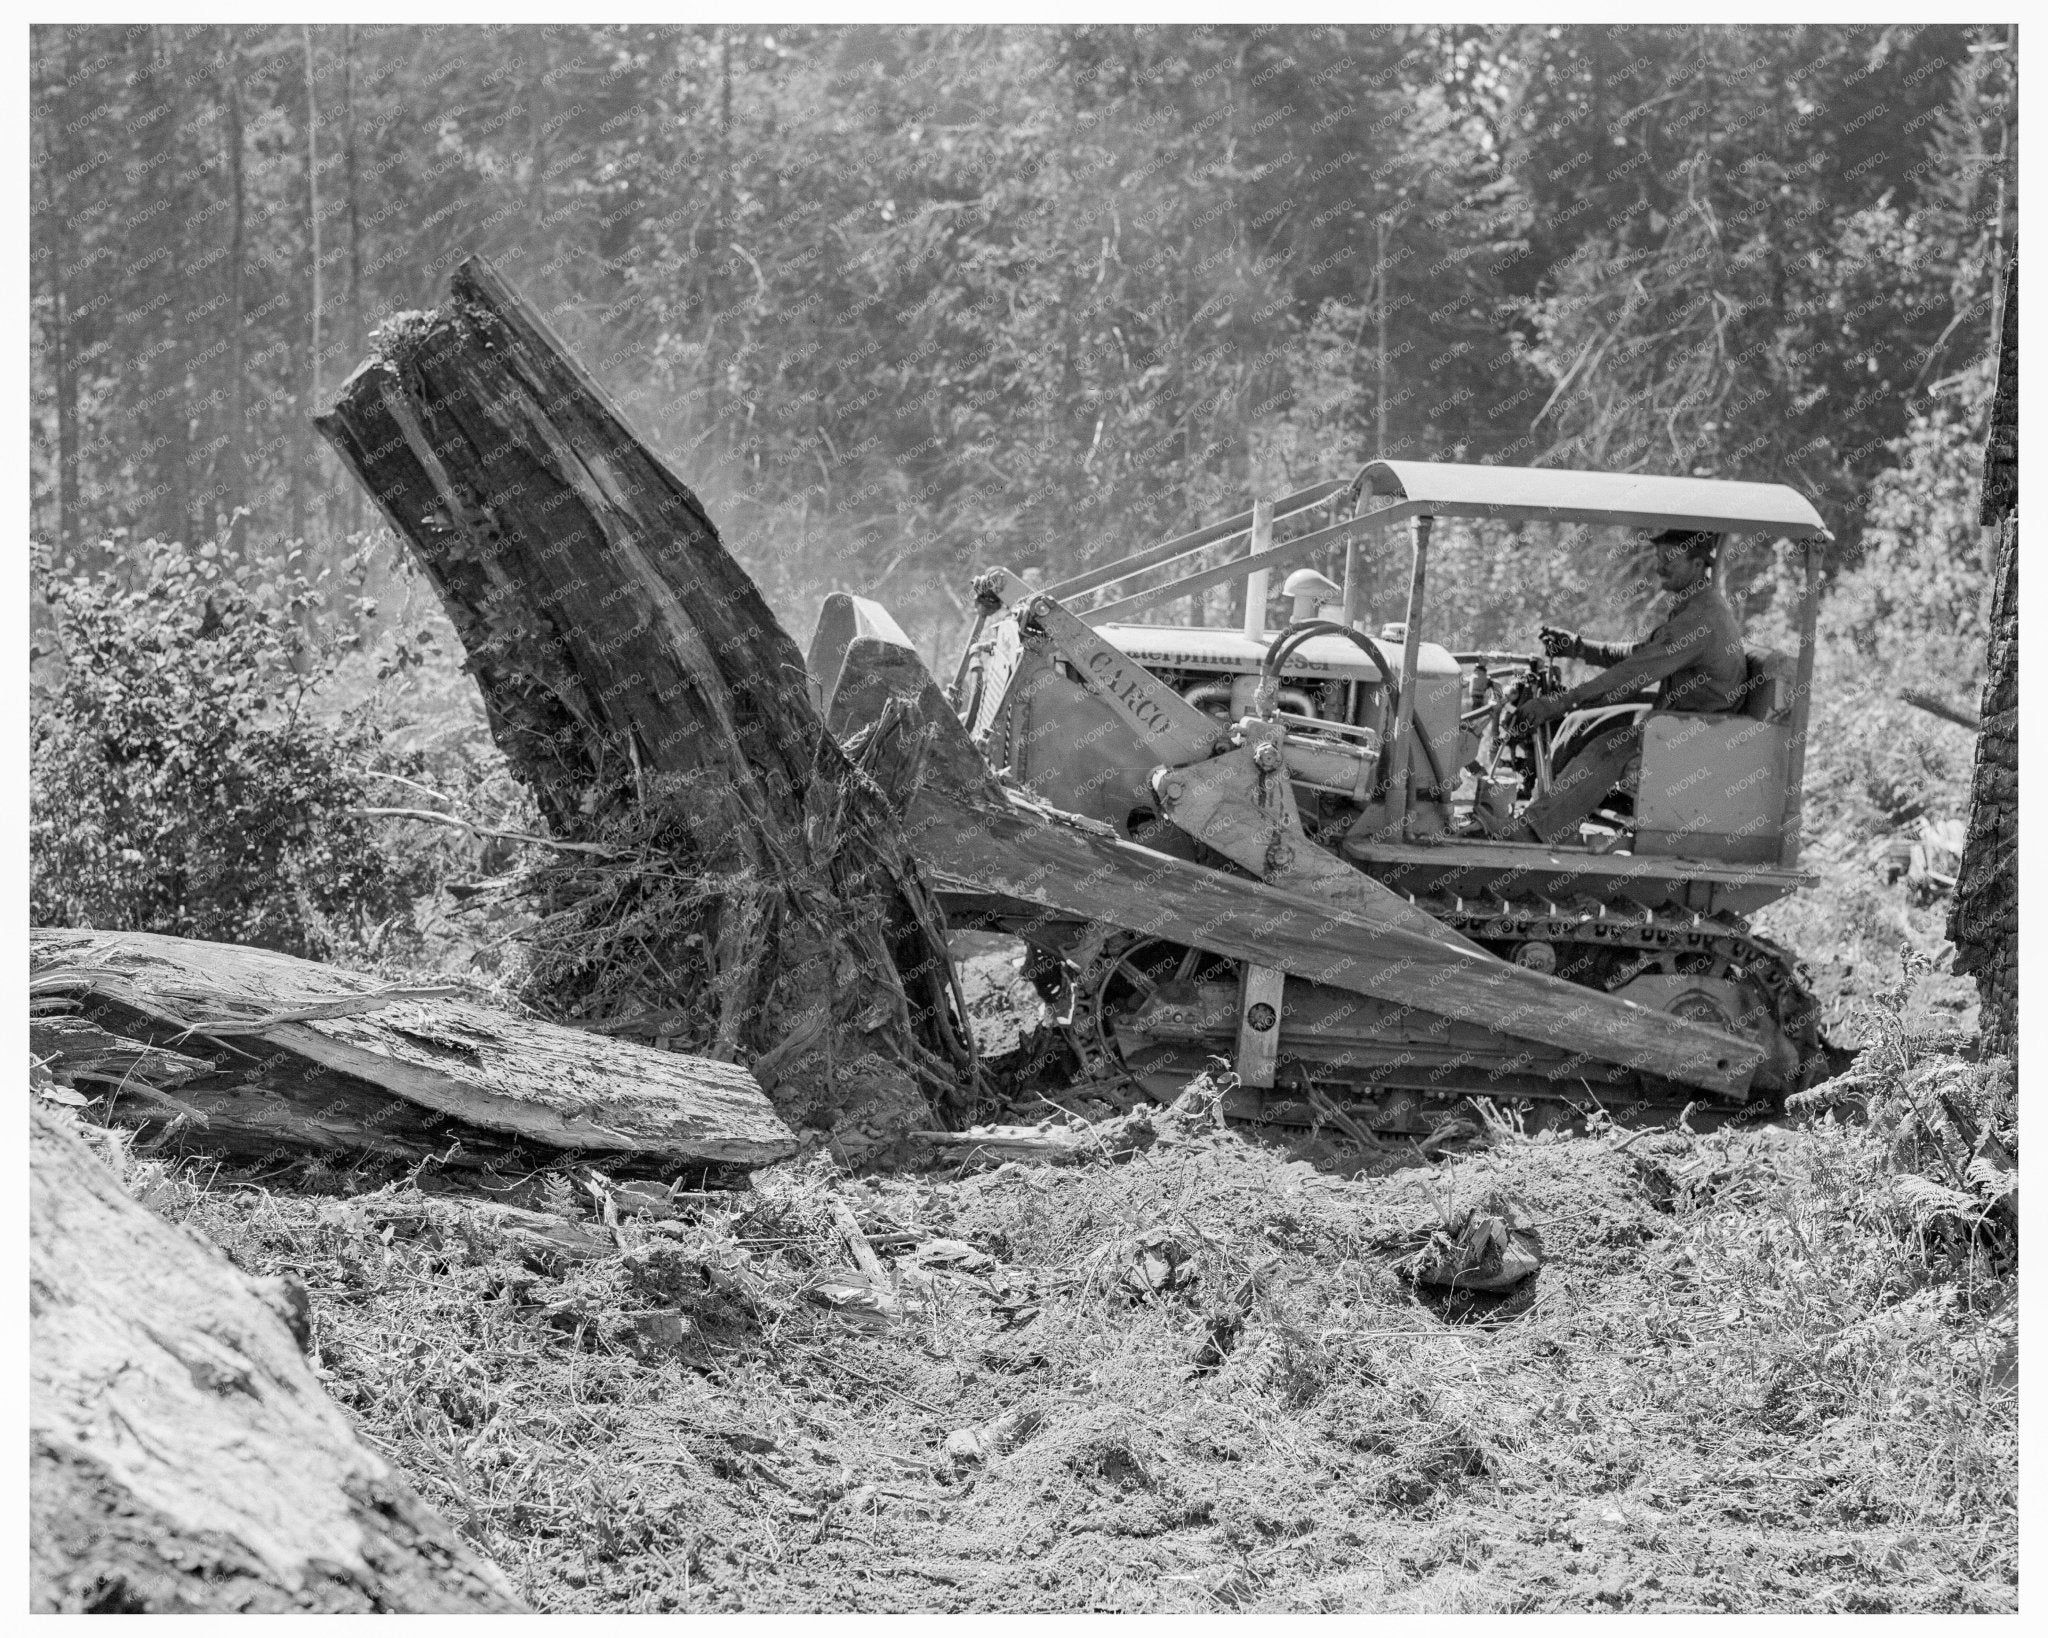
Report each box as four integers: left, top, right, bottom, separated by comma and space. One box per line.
25, 31, 2020, 1615
28, 20, 2015, 972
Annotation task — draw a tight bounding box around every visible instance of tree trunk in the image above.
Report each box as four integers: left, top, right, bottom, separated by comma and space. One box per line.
35, 34, 80, 548
164, 33, 193, 544
341, 24, 362, 536
303, 25, 323, 423
294, 24, 320, 548
1950, 251, 2018, 1054
314, 257, 968, 1157
30, 1107, 525, 1612
223, 28, 249, 556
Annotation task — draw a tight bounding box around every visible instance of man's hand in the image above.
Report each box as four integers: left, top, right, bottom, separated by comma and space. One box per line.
1538, 624, 1581, 660
1511, 693, 1568, 732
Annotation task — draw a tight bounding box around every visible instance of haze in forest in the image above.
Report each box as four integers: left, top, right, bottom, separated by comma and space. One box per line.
31, 24, 2013, 657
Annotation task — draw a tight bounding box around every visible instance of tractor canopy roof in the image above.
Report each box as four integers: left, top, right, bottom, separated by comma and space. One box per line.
1357, 461, 1832, 542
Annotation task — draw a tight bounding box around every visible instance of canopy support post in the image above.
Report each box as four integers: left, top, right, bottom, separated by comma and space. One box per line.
1242, 498, 1273, 639
1385, 514, 1432, 839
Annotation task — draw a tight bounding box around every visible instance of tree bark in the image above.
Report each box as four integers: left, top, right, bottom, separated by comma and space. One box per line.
223, 28, 249, 555
35, 33, 80, 548
1951, 252, 2018, 1053
34, 927, 799, 1166
163, 30, 194, 544
303, 25, 323, 423
294, 24, 320, 546
314, 257, 968, 1156
341, 23, 363, 536
30, 1107, 525, 1612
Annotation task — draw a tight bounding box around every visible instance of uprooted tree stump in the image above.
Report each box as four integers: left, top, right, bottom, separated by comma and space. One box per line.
315, 257, 971, 1158
30, 1106, 524, 1612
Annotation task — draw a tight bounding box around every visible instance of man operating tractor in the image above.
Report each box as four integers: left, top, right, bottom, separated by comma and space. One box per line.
1501, 528, 1747, 845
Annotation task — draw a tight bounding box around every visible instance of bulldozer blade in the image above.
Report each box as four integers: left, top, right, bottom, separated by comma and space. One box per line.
813, 608, 1761, 1100
909, 790, 1760, 1099
808, 592, 919, 722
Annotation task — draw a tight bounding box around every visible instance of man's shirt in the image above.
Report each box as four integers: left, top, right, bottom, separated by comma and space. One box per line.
1576, 580, 1747, 714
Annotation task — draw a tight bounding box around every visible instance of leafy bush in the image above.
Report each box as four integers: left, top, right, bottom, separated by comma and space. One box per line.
1797, 959, 2017, 1263
1742, 361, 1990, 852
30, 534, 428, 960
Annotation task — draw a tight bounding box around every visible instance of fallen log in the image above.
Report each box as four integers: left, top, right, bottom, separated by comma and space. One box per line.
33, 928, 797, 1167
315, 258, 967, 1158
30, 1107, 524, 1612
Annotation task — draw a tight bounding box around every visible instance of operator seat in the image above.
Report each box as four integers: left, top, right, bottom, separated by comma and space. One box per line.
1629, 650, 1795, 864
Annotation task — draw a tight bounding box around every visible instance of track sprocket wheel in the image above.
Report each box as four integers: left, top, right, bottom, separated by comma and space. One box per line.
1062, 935, 1236, 1099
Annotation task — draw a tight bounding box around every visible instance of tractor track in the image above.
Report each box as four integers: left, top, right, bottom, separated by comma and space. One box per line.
1027, 893, 1840, 1136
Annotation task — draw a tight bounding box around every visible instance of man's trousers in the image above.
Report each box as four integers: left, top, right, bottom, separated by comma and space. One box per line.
1517, 716, 1648, 845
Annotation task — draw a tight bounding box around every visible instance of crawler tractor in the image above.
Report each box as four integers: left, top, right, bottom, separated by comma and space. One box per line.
813, 461, 1837, 1133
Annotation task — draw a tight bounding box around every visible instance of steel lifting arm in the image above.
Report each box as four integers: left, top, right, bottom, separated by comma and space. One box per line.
973, 570, 1481, 954
976, 570, 1381, 789
975, 569, 1224, 769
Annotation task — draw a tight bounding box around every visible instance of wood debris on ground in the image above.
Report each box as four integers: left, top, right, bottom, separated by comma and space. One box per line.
1402, 1189, 1542, 1293
26, 1044, 2016, 1613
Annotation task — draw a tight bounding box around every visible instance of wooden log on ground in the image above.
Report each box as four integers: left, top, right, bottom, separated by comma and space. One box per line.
110, 1064, 514, 1168
315, 257, 964, 1157
33, 928, 797, 1166
30, 1107, 524, 1612
30, 1015, 214, 1090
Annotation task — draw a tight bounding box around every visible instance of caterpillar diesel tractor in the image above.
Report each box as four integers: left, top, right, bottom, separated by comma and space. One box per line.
811, 461, 1838, 1133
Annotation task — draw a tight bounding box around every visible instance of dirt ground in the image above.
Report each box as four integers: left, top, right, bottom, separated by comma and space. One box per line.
123, 1054, 2013, 1615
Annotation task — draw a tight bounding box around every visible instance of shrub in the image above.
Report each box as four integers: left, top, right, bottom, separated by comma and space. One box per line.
30, 534, 426, 960
1748, 362, 1991, 849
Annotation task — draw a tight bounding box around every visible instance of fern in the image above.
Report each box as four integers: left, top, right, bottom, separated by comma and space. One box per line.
1894, 1172, 1987, 1229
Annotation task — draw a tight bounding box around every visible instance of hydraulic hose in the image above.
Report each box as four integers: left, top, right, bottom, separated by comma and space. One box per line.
1260, 618, 1397, 699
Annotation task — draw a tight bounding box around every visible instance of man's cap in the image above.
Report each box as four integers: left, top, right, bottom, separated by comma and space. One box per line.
1649, 528, 1721, 559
